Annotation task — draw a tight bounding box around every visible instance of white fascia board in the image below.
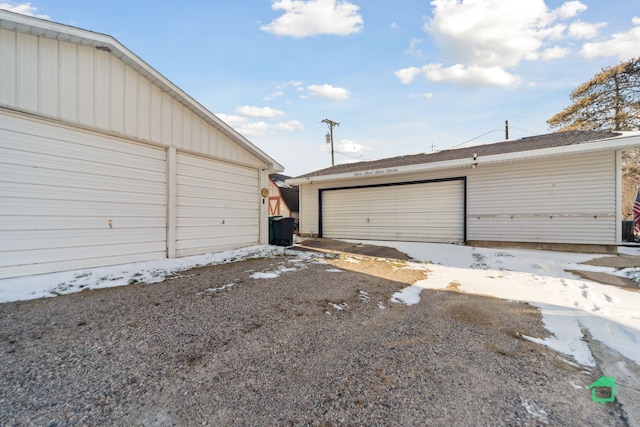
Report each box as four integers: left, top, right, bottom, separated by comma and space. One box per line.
287, 133, 640, 185
0, 10, 284, 172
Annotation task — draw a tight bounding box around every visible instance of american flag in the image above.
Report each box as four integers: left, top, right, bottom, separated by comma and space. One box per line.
634, 188, 640, 234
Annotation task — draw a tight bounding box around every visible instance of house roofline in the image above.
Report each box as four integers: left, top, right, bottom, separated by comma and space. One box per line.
0, 9, 284, 172
286, 132, 640, 185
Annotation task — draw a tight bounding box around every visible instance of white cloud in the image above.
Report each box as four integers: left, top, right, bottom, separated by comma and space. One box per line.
236, 121, 270, 137
568, 20, 606, 39
580, 17, 640, 61
394, 67, 422, 85
397, 0, 593, 88
549, 0, 587, 20
263, 91, 284, 101
336, 139, 372, 154
0, 2, 49, 19
307, 84, 350, 100
540, 46, 569, 60
410, 92, 434, 99
396, 63, 520, 88
274, 120, 304, 131
405, 37, 425, 58
261, 0, 363, 38
215, 113, 248, 127
236, 105, 285, 118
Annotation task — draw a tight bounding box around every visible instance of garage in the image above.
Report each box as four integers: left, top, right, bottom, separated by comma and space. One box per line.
176, 153, 260, 257
321, 178, 465, 243
0, 113, 167, 279
290, 131, 640, 253
0, 10, 283, 279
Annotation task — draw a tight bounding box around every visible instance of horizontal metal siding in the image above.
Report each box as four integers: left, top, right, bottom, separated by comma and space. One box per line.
176, 153, 259, 257
467, 152, 616, 244
0, 113, 167, 279
322, 180, 464, 243
0, 28, 264, 168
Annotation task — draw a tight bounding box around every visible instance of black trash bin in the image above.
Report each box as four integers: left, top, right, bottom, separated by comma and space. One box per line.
622, 220, 635, 242
268, 215, 282, 245
271, 217, 295, 246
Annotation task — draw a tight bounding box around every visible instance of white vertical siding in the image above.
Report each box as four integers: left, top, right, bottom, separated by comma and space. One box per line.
0, 29, 266, 168
0, 112, 167, 279
39, 37, 59, 116
467, 152, 616, 245
0, 29, 17, 106
17, 32, 38, 112
175, 153, 260, 257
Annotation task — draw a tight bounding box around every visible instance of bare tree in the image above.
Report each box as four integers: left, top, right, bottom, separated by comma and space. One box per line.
548, 58, 640, 132
548, 58, 640, 221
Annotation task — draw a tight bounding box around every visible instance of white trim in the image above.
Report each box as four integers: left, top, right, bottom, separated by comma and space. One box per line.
616, 150, 622, 246
166, 146, 177, 258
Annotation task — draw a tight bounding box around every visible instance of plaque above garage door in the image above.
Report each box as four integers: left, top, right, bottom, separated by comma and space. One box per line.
320, 178, 465, 243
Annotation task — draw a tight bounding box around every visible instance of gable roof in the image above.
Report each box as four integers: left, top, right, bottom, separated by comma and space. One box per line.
0, 9, 283, 172
289, 130, 640, 183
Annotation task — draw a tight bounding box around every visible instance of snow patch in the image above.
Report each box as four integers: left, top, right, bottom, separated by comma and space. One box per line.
390, 285, 422, 306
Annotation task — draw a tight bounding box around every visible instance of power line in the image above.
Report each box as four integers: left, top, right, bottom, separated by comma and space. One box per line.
511, 126, 542, 136
452, 128, 503, 148
334, 150, 370, 161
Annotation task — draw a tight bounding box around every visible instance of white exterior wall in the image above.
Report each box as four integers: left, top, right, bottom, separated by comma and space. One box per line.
467, 151, 616, 245
297, 151, 618, 247
0, 28, 264, 169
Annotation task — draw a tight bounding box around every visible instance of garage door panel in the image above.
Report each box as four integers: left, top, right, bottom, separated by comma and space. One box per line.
322, 180, 464, 243
176, 195, 256, 209
1, 159, 166, 191
176, 153, 259, 257
0, 115, 167, 279
0, 134, 165, 175
1, 228, 166, 251
2, 197, 166, 217
0, 242, 166, 273
0, 216, 166, 231
1, 182, 165, 205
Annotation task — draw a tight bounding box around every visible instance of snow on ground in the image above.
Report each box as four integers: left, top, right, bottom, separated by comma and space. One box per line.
0, 245, 307, 303
1, 239, 639, 371
349, 240, 640, 369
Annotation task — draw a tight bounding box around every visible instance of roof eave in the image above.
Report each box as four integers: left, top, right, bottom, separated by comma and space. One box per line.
287, 133, 640, 185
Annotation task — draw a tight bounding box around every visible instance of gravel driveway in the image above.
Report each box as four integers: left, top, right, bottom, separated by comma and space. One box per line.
0, 245, 629, 426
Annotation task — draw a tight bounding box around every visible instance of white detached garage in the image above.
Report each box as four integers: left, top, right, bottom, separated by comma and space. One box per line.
0, 10, 283, 279
289, 131, 640, 254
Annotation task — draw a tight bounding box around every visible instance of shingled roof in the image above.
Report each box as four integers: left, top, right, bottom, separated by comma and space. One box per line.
293, 130, 622, 179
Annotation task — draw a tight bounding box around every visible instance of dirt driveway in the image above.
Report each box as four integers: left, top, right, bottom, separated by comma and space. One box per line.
0, 244, 628, 426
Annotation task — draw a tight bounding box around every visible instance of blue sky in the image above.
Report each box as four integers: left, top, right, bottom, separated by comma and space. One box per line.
2, 1, 639, 176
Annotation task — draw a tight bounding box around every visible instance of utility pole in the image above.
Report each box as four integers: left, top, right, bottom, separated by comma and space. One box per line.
322, 118, 339, 166
505, 120, 509, 140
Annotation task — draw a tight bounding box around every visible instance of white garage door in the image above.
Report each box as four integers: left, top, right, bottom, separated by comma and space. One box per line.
321, 179, 465, 243
0, 113, 167, 279
176, 153, 259, 257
